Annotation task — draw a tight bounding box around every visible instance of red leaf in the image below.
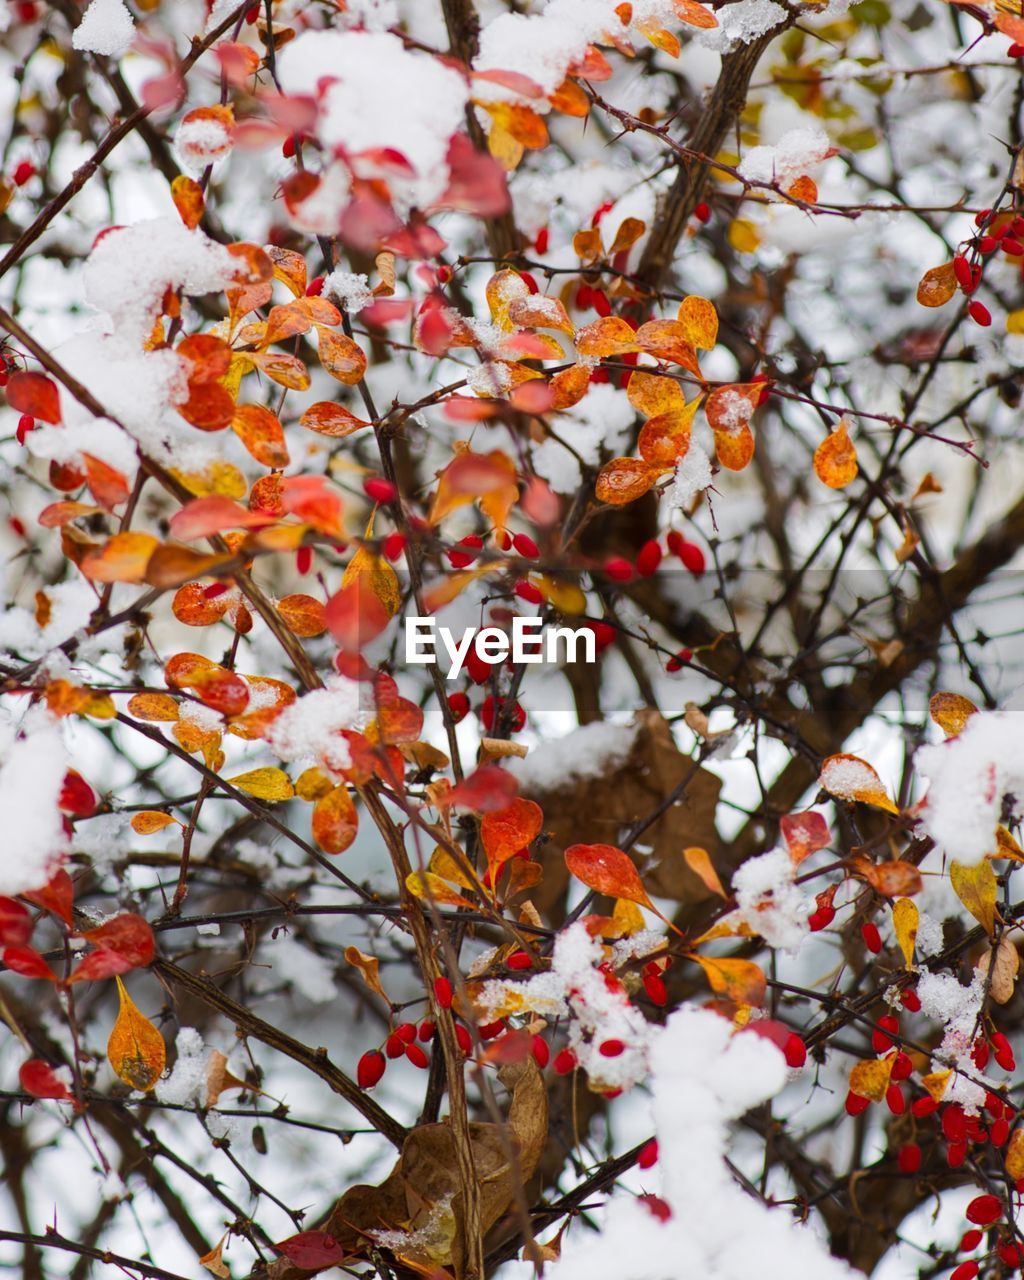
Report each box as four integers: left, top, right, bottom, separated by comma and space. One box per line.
22, 869, 74, 925
19, 1059, 75, 1104
437, 134, 511, 217
324, 577, 391, 651
169, 496, 270, 541
67, 948, 137, 983
0, 897, 33, 947
564, 843, 652, 907
6, 371, 62, 424
76, 913, 154, 972
780, 810, 831, 864
443, 765, 519, 813
273, 1231, 345, 1269
3, 945, 60, 981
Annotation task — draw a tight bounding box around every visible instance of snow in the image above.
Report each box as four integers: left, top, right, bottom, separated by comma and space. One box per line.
340, 0, 400, 30
71, 0, 135, 58
508, 719, 638, 792
916, 969, 988, 1112
695, 0, 789, 52
0, 577, 97, 661
915, 710, 1024, 865
667, 443, 712, 507
262, 674, 367, 775
175, 113, 234, 176
155, 1028, 208, 1107
0, 710, 68, 896
731, 848, 810, 951
477, 922, 653, 1091
265, 936, 338, 1004
549, 1006, 855, 1280
739, 126, 834, 188
276, 31, 469, 209
323, 269, 374, 314
26, 415, 138, 478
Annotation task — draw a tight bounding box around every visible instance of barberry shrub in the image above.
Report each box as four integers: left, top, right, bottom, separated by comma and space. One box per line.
2, 2, 1024, 1279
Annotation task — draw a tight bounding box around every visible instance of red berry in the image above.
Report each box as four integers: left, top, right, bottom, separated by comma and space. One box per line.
531, 1034, 549, 1068
783, 1033, 807, 1069
383, 532, 406, 561
576, 285, 594, 310
534, 227, 549, 254
694, 201, 711, 223
12, 160, 35, 187
845, 1091, 871, 1116
991, 1117, 1010, 1146
972, 1039, 990, 1070
998, 1242, 1024, 1268
604, 556, 634, 583
992, 1032, 1015, 1070
808, 905, 835, 932
885, 1083, 905, 1115
282, 135, 296, 158
448, 547, 476, 569
890, 1052, 913, 1082
912, 1096, 937, 1118
978, 235, 998, 255
950, 1264, 979, 1280
418, 1019, 435, 1042
305, 275, 324, 296
512, 532, 539, 558
245, 3, 260, 22
599, 1038, 625, 1058
553, 1048, 577, 1075
395, 1022, 416, 1044
481, 695, 525, 733
968, 300, 992, 327
959, 1230, 983, 1252
638, 1138, 659, 1169
507, 950, 533, 971
665, 648, 692, 672
953, 255, 973, 290
464, 646, 497, 685
899, 988, 921, 1012
947, 1141, 967, 1168
965, 1195, 1002, 1226
433, 976, 453, 1009
636, 539, 662, 577
678, 541, 706, 576
520, 272, 539, 294
1003, 238, 1024, 256
16, 414, 34, 444
454, 1024, 472, 1055
593, 290, 611, 317
873, 1013, 899, 1053
639, 1193, 671, 1222
514, 581, 543, 605
942, 1105, 967, 1143
861, 922, 882, 953
896, 1142, 921, 1174
975, 208, 992, 226
405, 1043, 430, 1069
643, 973, 667, 1006
295, 545, 312, 575
446, 691, 470, 723
364, 477, 397, 504
479, 1020, 505, 1040
357, 1050, 385, 1089
1010, 42, 1024, 57
385, 1032, 405, 1059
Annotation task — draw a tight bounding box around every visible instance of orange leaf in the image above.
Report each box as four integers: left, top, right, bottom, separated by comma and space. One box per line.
83, 454, 131, 511
572, 228, 604, 264
672, 0, 718, 26
171, 175, 204, 230
126, 692, 180, 722
929, 691, 978, 738
312, 785, 358, 854
849, 1054, 894, 1101
638, 406, 697, 466
677, 295, 718, 349
779, 810, 830, 864
145, 546, 235, 590
813, 420, 858, 489
852, 857, 922, 897
564, 843, 652, 907
429, 450, 518, 525
549, 363, 592, 409
786, 174, 818, 204
713, 424, 754, 471
481, 798, 543, 875
131, 811, 181, 835
248, 350, 310, 390
276, 593, 327, 637
626, 369, 686, 417
575, 316, 640, 358
107, 978, 165, 1091
169, 495, 271, 541
266, 246, 308, 297
683, 846, 726, 897
80, 532, 159, 583
917, 262, 957, 308
172, 582, 232, 627
819, 753, 897, 813
634, 319, 700, 373
481, 101, 549, 149
694, 955, 766, 1006
300, 402, 369, 438
317, 329, 367, 384
6, 371, 61, 423
705, 383, 762, 434
595, 457, 657, 505
231, 403, 289, 469
549, 77, 590, 116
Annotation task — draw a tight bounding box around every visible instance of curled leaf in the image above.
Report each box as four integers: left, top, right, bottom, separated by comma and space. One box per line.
819, 753, 898, 814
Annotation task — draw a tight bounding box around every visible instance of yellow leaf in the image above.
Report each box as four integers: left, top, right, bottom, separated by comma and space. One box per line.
429, 844, 479, 892
406, 870, 476, 909
1007, 1128, 1024, 1180
612, 898, 647, 936
929, 691, 978, 738
728, 218, 760, 253
849, 1054, 894, 1101
892, 897, 918, 968
107, 977, 166, 1092
950, 859, 998, 935
344, 946, 389, 1003
532, 575, 587, 614
295, 766, 334, 801
130, 811, 182, 835
819, 753, 898, 814
342, 542, 402, 618
226, 766, 294, 802
694, 955, 766, 1006
996, 825, 1024, 862
1007, 309, 1024, 335
683, 846, 727, 898
677, 295, 718, 349
813, 420, 859, 489
921, 1068, 951, 1102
